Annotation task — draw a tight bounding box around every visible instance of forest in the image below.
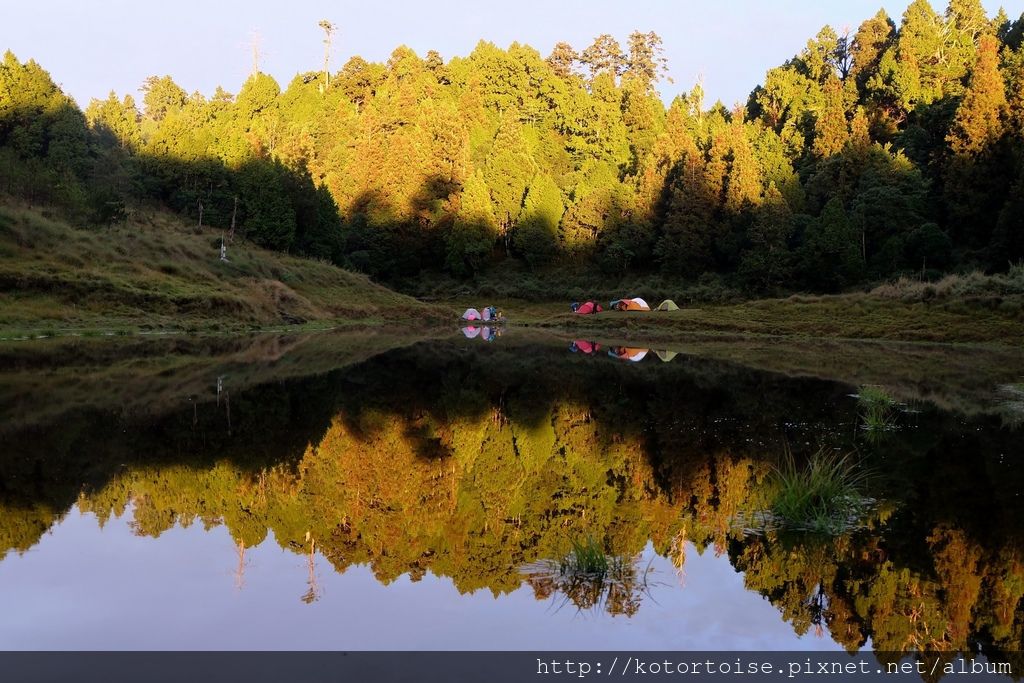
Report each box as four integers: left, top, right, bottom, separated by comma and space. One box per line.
1, 0, 1023, 296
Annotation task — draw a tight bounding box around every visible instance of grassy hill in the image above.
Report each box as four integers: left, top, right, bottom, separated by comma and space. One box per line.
0, 203, 446, 335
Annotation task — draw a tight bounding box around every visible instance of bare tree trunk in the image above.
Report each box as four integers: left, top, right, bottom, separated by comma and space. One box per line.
228, 196, 238, 242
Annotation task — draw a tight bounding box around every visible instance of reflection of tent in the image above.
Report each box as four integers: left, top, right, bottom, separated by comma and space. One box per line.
654, 349, 678, 362
462, 308, 482, 321
461, 326, 480, 338
570, 340, 601, 354
481, 326, 497, 342
656, 299, 679, 311
609, 346, 649, 362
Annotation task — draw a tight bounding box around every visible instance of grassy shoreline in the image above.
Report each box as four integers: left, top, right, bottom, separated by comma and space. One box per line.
460, 292, 1024, 347
3, 203, 1022, 347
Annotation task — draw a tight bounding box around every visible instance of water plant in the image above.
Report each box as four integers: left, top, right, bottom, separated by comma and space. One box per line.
767, 448, 874, 535
857, 385, 898, 435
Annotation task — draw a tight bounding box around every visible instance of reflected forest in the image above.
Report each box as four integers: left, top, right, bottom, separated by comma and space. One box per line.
2, 334, 1022, 662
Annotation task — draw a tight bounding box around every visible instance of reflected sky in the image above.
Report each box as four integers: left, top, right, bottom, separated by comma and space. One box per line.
0, 507, 842, 651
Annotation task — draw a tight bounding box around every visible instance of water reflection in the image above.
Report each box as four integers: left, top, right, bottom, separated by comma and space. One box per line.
0, 332, 1022, 659
462, 325, 503, 342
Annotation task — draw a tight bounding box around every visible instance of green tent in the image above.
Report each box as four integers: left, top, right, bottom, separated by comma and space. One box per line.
656, 299, 679, 311
655, 349, 678, 362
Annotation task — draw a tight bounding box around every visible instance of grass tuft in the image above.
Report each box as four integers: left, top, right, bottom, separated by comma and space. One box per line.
857, 385, 899, 435
767, 448, 874, 535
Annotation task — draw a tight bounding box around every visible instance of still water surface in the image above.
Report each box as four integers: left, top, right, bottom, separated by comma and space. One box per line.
0, 331, 1021, 654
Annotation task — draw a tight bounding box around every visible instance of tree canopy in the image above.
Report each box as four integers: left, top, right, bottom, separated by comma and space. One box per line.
2, 2, 1023, 292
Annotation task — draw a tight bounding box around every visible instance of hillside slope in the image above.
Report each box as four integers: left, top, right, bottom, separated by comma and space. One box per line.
0, 204, 445, 334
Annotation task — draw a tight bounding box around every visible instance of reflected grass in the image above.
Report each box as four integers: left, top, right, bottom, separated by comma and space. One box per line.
996, 383, 1024, 428
521, 536, 654, 617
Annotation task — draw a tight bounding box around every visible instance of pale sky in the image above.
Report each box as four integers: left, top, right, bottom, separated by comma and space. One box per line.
4, 0, 1018, 109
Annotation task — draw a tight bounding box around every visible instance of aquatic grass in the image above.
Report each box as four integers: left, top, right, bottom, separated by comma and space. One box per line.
857, 385, 899, 436
767, 448, 874, 535
857, 385, 895, 410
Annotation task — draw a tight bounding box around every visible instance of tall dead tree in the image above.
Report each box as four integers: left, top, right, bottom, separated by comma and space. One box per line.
319, 20, 336, 93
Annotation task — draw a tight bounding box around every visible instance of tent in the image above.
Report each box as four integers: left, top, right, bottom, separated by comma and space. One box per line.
462, 326, 480, 339
462, 308, 482, 321
610, 297, 650, 311
654, 349, 678, 362
656, 299, 679, 311
574, 301, 603, 315
630, 297, 650, 310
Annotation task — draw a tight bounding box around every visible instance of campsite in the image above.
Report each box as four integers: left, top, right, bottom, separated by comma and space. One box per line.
2, 0, 1024, 676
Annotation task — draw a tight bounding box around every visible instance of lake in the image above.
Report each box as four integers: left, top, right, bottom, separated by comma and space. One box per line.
1, 329, 1022, 658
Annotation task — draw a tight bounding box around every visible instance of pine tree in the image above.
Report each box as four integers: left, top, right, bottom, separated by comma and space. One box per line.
724, 120, 761, 212
546, 42, 578, 79
850, 10, 896, 91
1006, 54, 1024, 133
514, 172, 563, 268
580, 35, 625, 79
140, 75, 187, 122
813, 76, 849, 157
894, 0, 946, 104
446, 170, 496, 276
655, 133, 717, 277
799, 197, 864, 290
85, 92, 142, 150
739, 182, 794, 290
483, 116, 535, 253
848, 106, 872, 149
624, 31, 669, 93
947, 34, 1007, 155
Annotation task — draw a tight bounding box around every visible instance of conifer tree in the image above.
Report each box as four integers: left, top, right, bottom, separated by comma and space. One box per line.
813, 76, 849, 157
86, 93, 142, 151
624, 31, 669, 92
850, 10, 896, 91
739, 182, 794, 290
580, 34, 625, 79
546, 42, 578, 79
140, 75, 187, 122
896, 0, 947, 102
483, 116, 535, 253
514, 172, 563, 268
446, 170, 496, 276
947, 34, 1007, 155
724, 120, 761, 212
655, 133, 717, 277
